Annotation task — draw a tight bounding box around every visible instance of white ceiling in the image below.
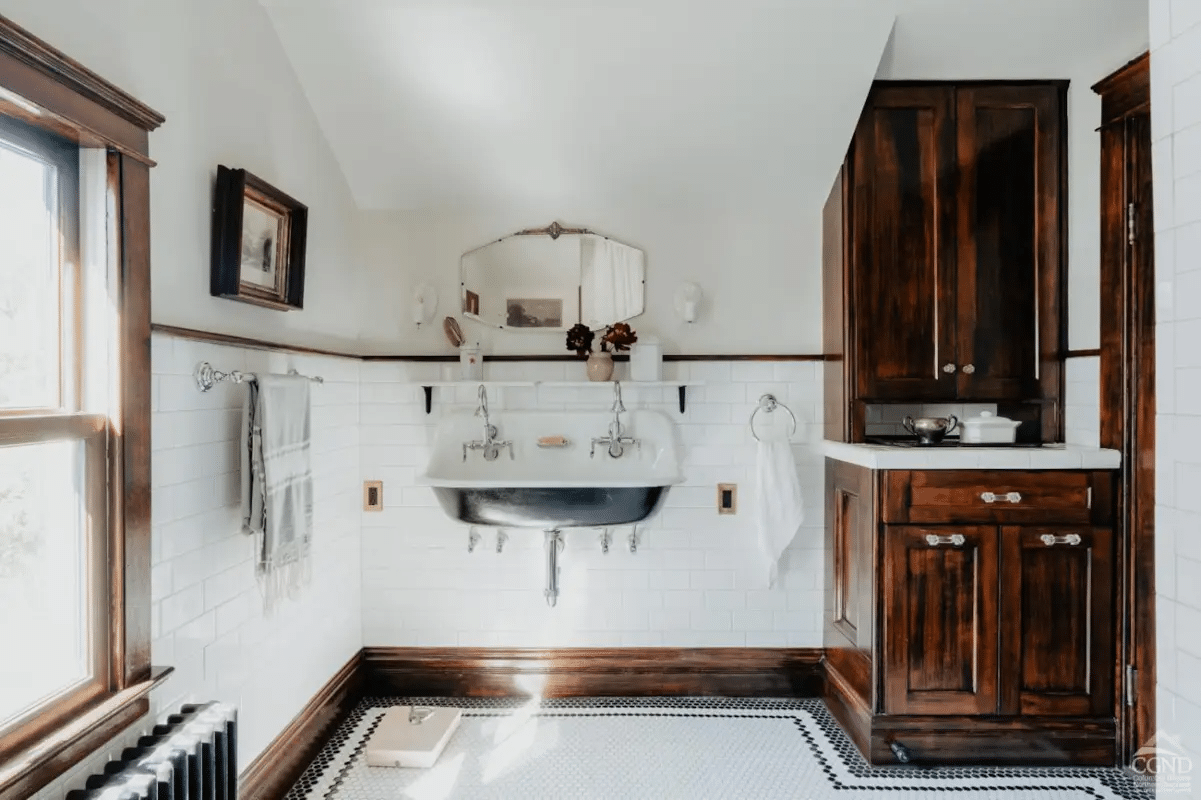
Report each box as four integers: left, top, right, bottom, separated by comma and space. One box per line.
262, 0, 1148, 212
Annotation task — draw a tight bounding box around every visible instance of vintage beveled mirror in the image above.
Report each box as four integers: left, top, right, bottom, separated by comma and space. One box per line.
460, 221, 646, 330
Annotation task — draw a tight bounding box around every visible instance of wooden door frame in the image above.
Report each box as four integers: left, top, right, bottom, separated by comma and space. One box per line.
1092, 52, 1154, 767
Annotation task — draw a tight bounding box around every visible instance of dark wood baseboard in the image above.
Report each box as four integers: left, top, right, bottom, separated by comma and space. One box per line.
239, 651, 364, 800
822, 657, 872, 760
823, 658, 1117, 767
362, 647, 826, 699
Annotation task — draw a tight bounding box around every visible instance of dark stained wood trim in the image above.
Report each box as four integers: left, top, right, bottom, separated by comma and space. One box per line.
1064, 348, 1102, 358
0, 14, 164, 131
1094, 55, 1155, 767
362, 647, 826, 698
0, 16, 161, 160
118, 155, 153, 688
0, 667, 172, 800
150, 323, 364, 360
1092, 53, 1150, 126
239, 652, 364, 800
151, 323, 829, 363
867, 715, 1117, 766
363, 354, 830, 363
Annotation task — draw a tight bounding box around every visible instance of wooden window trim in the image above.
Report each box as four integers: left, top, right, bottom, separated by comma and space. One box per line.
0, 14, 163, 800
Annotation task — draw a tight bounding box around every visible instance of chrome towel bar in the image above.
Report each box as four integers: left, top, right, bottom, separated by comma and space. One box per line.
194, 360, 323, 392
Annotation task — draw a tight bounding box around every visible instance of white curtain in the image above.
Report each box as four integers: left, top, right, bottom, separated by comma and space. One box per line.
582, 237, 645, 328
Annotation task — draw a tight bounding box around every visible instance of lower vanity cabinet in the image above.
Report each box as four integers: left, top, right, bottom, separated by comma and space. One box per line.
881, 524, 1113, 718
824, 461, 1118, 766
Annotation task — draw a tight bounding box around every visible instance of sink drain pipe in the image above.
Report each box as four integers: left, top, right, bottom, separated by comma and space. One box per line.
544, 530, 563, 607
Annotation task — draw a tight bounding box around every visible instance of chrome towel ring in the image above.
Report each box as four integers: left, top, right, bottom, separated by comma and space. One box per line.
750, 393, 797, 442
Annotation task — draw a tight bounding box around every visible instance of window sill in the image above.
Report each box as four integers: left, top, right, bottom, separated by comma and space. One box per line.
0, 665, 173, 800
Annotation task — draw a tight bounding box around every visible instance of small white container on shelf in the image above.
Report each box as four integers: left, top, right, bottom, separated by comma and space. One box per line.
959, 411, 1021, 444
459, 343, 482, 380
629, 337, 662, 381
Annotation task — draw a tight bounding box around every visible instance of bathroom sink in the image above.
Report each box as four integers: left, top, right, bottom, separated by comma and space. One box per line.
418, 408, 682, 529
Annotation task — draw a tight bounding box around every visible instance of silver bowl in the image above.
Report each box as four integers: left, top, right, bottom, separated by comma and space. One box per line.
902, 415, 959, 444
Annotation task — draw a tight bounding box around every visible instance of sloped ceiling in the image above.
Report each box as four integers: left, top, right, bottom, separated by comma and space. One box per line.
262, 0, 1148, 212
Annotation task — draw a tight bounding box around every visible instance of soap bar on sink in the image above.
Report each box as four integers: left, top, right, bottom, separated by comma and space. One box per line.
365, 706, 462, 768
537, 435, 570, 447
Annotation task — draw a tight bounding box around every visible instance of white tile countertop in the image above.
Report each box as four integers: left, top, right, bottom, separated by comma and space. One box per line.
819, 440, 1122, 470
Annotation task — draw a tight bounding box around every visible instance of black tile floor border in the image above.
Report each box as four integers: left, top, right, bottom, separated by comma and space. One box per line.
281, 697, 1157, 800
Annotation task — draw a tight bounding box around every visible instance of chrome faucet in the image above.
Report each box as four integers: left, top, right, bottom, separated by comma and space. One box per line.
463, 384, 512, 461
591, 381, 640, 459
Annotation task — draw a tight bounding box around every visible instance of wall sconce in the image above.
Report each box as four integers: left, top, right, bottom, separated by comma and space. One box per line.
413, 283, 437, 327
674, 282, 702, 324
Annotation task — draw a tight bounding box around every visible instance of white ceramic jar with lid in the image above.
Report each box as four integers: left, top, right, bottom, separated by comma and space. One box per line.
959, 411, 1021, 444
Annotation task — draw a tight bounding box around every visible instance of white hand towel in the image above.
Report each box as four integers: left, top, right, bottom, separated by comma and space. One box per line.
241, 373, 313, 611
755, 438, 805, 588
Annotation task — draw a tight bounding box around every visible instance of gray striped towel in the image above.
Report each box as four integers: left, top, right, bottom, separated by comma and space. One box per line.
241, 373, 313, 610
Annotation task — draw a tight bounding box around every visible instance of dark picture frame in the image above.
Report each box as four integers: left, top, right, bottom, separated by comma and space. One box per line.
211, 165, 308, 310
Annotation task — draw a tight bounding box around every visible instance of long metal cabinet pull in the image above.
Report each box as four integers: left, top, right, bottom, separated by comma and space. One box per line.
926, 533, 966, 547
980, 491, 1022, 504
1040, 533, 1082, 546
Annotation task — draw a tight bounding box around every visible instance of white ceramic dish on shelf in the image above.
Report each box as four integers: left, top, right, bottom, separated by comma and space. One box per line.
959, 411, 1021, 444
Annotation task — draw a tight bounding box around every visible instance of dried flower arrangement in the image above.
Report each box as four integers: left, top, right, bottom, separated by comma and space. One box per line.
565, 322, 638, 356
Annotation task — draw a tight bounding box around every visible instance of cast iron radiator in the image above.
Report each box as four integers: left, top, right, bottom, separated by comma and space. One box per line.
65, 702, 237, 800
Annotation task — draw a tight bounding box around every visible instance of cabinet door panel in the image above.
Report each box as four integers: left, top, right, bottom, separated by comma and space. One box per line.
999, 526, 1114, 716
955, 86, 1062, 400
852, 86, 957, 401
883, 526, 998, 715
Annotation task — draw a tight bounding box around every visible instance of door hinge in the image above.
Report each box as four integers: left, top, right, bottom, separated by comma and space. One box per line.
1127, 202, 1137, 245
1126, 665, 1137, 707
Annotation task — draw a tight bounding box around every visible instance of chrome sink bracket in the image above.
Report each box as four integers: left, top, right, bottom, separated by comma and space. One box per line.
496, 529, 508, 553
628, 525, 639, 554
599, 528, 611, 554
544, 530, 564, 607
468, 527, 481, 553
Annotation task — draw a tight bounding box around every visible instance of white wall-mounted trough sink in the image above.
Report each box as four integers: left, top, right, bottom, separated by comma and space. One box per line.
418, 408, 683, 529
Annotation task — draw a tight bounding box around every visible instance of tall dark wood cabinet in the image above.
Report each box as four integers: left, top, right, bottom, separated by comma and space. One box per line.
828, 82, 1067, 441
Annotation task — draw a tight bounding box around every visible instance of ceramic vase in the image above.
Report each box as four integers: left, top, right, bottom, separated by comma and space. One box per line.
586, 351, 614, 382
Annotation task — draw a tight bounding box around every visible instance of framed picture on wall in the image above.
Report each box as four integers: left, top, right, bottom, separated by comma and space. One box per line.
210, 165, 308, 310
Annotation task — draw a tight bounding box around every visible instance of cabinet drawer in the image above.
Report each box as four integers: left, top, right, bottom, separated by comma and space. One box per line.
882, 470, 1111, 525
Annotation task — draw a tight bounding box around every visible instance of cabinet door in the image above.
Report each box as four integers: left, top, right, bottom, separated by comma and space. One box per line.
882, 525, 998, 715
851, 86, 958, 401
954, 86, 1063, 400
999, 526, 1114, 717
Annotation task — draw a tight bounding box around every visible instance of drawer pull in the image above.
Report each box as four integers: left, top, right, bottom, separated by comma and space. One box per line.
980, 491, 1022, 504
926, 533, 966, 547
1040, 533, 1082, 546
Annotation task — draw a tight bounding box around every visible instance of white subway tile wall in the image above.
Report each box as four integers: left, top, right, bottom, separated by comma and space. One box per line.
150, 336, 363, 766
1152, 0, 1201, 790
1065, 356, 1101, 448
360, 360, 826, 649
28, 335, 366, 800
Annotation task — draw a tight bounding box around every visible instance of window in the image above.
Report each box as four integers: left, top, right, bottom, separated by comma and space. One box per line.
0, 114, 111, 754
0, 15, 161, 799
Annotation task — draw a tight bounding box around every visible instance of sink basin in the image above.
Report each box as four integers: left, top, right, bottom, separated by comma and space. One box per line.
418, 408, 682, 529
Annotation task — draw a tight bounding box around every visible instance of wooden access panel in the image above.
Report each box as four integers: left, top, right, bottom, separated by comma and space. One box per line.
1000, 526, 1115, 717
851, 85, 958, 402
883, 525, 998, 715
